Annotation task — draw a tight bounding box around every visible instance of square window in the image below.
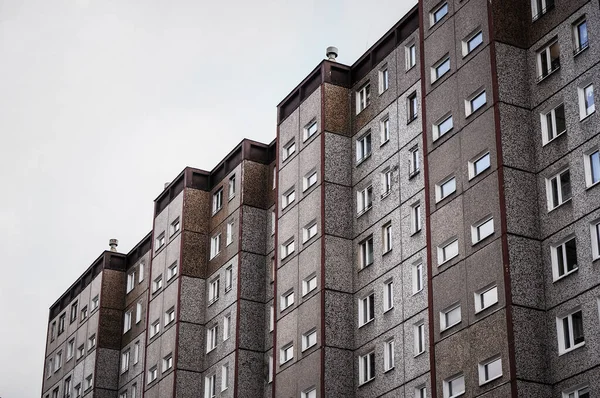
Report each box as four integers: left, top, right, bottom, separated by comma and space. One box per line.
472, 217, 494, 244
463, 30, 483, 56
359, 236, 374, 269
579, 84, 595, 119
357, 186, 373, 215
379, 66, 389, 94
478, 356, 502, 385
303, 221, 318, 243
153, 275, 163, 293
573, 18, 589, 54
358, 293, 375, 327
537, 39, 560, 81
475, 285, 498, 313
433, 114, 453, 140
584, 148, 600, 187
356, 132, 372, 163
280, 343, 294, 364
162, 353, 173, 372
556, 308, 584, 354
210, 234, 221, 259
551, 236, 578, 281
303, 170, 318, 191
443, 373, 465, 398
165, 307, 175, 326
228, 175, 236, 199
208, 277, 220, 305
408, 92, 419, 123
150, 320, 160, 338
440, 304, 461, 331
356, 83, 371, 114
531, 0, 554, 21
438, 239, 459, 264
282, 189, 296, 209
155, 232, 165, 251
431, 2, 448, 26
406, 44, 417, 70
302, 274, 317, 296
304, 120, 318, 141
546, 169, 571, 210
436, 176, 456, 202
281, 290, 294, 311
212, 188, 223, 214
282, 140, 296, 161
383, 279, 394, 312
414, 322, 426, 356
281, 239, 295, 259
432, 56, 450, 82
358, 351, 375, 384
169, 218, 180, 237
383, 339, 395, 372
541, 103, 566, 144
302, 329, 317, 351
469, 152, 491, 179
380, 116, 390, 143
167, 261, 178, 280
413, 261, 424, 294
206, 324, 219, 352
466, 90, 486, 116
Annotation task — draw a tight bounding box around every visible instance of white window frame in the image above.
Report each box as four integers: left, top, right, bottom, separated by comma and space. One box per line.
221, 364, 229, 391
226, 221, 234, 246
155, 233, 165, 251
436, 176, 456, 202
133, 341, 140, 364
303, 170, 317, 191
212, 188, 223, 214
138, 262, 144, 283
358, 351, 375, 385
302, 387, 317, 398
91, 295, 99, 311
471, 217, 494, 244
462, 29, 483, 56
443, 373, 465, 398
381, 168, 392, 198
440, 303, 461, 331
281, 239, 295, 259
430, 2, 449, 26
438, 238, 459, 265
302, 274, 317, 296
280, 343, 294, 364
121, 351, 130, 374
136, 302, 142, 324
167, 261, 178, 280
206, 324, 219, 353
268, 355, 273, 383
67, 339, 74, 360
380, 116, 390, 144
126, 273, 135, 293
414, 322, 426, 356
303, 221, 318, 243
541, 103, 566, 145
359, 236, 374, 269
411, 203, 421, 234
383, 339, 395, 372
584, 148, 600, 187
280, 289, 294, 311
282, 188, 296, 209
432, 56, 450, 83
551, 235, 578, 281
383, 279, 394, 312
356, 132, 372, 164
85, 374, 94, 391
591, 219, 600, 260
536, 39, 560, 81
123, 311, 132, 334
228, 174, 236, 199
573, 18, 589, 54
302, 329, 317, 351
382, 222, 392, 253
556, 308, 585, 355
304, 120, 318, 141
208, 277, 220, 305
223, 314, 231, 341
165, 307, 175, 326
150, 320, 160, 338
433, 113, 453, 140
225, 265, 233, 292
379, 65, 389, 94
210, 234, 221, 259
406, 43, 416, 70
408, 92, 418, 123
412, 261, 424, 294
578, 83, 595, 119
356, 83, 371, 114
170, 218, 180, 237
204, 374, 216, 398
415, 385, 427, 398
546, 169, 571, 210
357, 186, 373, 215
465, 90, 486, 116
269, 305, 274, 332
88, 334, 96, 350
282, 139, 296, 161
153, 275, 162, 293
478, 356, 502, 385
358, 292, 375, 327
468, 151, 491, 179
474, 285, 498, 313
162, 353, 173, 372
563, 384, 590, 398
148, 366, 158, 384
409, 145, 420, 177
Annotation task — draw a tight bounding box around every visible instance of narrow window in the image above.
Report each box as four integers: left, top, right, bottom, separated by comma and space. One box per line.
121, 351, 130, 374
383, 279, 394, 312
573, 18, 589, 54
358, 293, 375, 327
537, 39, 560, 82
379, 66, 389, 94
212, 188, 223, 214
165, 307, 175, 326
282, 188, 296, 209
357, 186, 373, 214
228, 174, 236, 199
208, 277, 220, 305
70, 302, 78, 323
414, 322, 426, 356
223, 314, 231, 341
206, 324, 219, 352
531, 0, 554, 21
126, 272, 135, 293
356, 83, 371, 114
356, 132, 372, 163
225, 265, 233, 292
136, 302, 142, 324
443, 373, 465, 398
210, 234, 221, 259
546, 169, 571, 210
280, 289, 294, 311
584, 148, 600, 187
303, 170, 317, 191
221, 364, 229, 391
358, 351, 375, 384
123, 311, 132, 333
382, 223, 392, 253
591, 220, 600, 260
359, 236, 374, 269
551, 236, 578, 281
578, 84, 595, 119
383, 339, 395, 371
155, 232, 165, 251
153, 275, 163, 293
150, 320, 160, 338
302, 329, 317, 351
380, 116, 390, 144
408, 92, 418, 123
302, 274, 317, 296
148, 366, 158, 383
304, 120, 318, 141
281, 239, 295, 259
282, 139, 296, 161
381, 168, 392, 197
133, 341, 140, 364
411, 203, 421, 234
226, 221, 234, 246
138, 262, 144, 283
406, 44, 416, 70
412, 261, 424, 294
204, 374, 216, 398
415, 385, 427, 398
409, 145, 420, 177
303, 221, 318, 243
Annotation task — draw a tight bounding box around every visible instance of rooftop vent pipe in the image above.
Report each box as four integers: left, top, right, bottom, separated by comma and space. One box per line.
109, 239, 119, 252
326, 46, 338, 61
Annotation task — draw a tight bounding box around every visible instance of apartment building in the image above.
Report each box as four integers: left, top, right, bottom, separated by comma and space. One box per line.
42, 1, 600, 397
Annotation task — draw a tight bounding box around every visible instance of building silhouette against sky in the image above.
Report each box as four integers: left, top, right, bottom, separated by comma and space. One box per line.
42, 0, 600, 397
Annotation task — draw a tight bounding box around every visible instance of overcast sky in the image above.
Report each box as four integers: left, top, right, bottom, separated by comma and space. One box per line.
0, 0, 417, 395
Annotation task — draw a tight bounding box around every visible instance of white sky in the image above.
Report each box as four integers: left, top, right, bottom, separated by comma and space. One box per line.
0, 0, 417, 395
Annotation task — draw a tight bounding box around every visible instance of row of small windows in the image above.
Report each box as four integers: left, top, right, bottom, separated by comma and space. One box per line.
49, 295, 99, 342
154, 217, 181, 253
45, 374, 93, 398
211, 174, 236, 215
151, 261, 177, 294
147, 352, 175, 386
126, 261, 145, 294
204, 363, 231, 398
118, 383, 138, 398
46, 333, 96, 379
120, 340, 141, 374
206, 314, 233, 352
281, 120, 319, 162
545, 152, 600, 211
209, 220, 236, 259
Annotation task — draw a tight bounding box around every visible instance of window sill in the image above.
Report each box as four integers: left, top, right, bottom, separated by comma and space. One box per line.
573, 43, 589, 57
414, 350, 426, 358
433, 128, 453, 143
407, 116, 418, 125
559, 342, 585, 356
228, 194, 235, 202
408, 169, 420, 180
381, 191, 391, 200
580, 110, 595, 122
472, 232, 494, 246
412, 288, 423, 296
383, 366, 395, 374
383, 306, 394, 314
208, 298, 219, 306
358, 263, 373, 273
541, 130, 567, 147
410, 228, 422, 237
552, 267, 578, 283
547, 198, 572, 213
212, 208, 223, 217
358, 318, 374, 328
358, 378, 375, 387
382, 248, 393, 256
475, 301, 498, 314
357, 206, 372, 218
436, 192, 456, 204
356, 153, 372, 166
356, 104, 371, 116
438, 253, 459, 266
466, 103, 487, 119
585, 180, 600, 190
225, 286, 232, 293
380, 139, 389, 148
441, 321, 462, 332
479, 374, 503, 386
537, 66, 560, 84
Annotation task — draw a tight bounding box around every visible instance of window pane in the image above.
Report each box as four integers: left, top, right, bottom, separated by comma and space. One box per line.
561, 170, 571, 201
565, 238, 577, 272
572, 311, 584, 344
439, 116, 453, 135
474, 153, 490, 175
468, 32, 483, 52
555, 105, 566, 134
591, 151, 600, 184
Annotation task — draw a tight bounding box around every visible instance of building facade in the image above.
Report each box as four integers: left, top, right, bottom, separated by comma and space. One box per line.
42, 1, 600, 397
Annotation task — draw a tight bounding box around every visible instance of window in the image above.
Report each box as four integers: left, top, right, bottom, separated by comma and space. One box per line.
282, 189, 296, 209
380, 116, 390, 143
74, 384, 81, 398
415, 385, 427, 398
433, 114, 453, 140
77, 344, 85, 360
411, 203, 421, 234
302, 388, 317, 398
165, 262, 177, 281
206, 324, 219, 352
281, 290, 294, 310
356, 83, 370, 113
268, 355, 273, 383
70, 303, 78, 323
223, 314, 231, 340
271, 211, 275, 235
471, 283, 497, 313
466, 90, 486, 116
358, 351, 375, 385
208, 277, 220, 305
541, 103, 566, 145
88, 334, 96, 350
381, 223, 392, 253
557, 309, 584, 354
138, 262, 144, 283
280, 343, 294, 364
67, 339, 74, 360
432, 56, 450, 82
150, 320, 160, 338
303, 221, 317, 243
537, 39, 560, 81
119, 393, 126, 398
356, 132, 372, 163
591, 220, 600, 260
162, 353, 173, 372
273, 166, 277, 189
170, 218, 180, 237
126, 273, 135, 293
131, 384, 137, 398
531, 0, 554, 21
546, 169, 571, 210
573, 18, 589, 54
564, 385, 590, 398
210, 234, 221, 259
358, 293, 375, 327
91, 295, 99, 311
46, 358, 53, 378
359, 236, 374, 269
444, 373, 465, 398
80, 306, 88, 321
478, 356, 502, 385
463, 30, 483, 56
58, 313, 65, 335
225, 265, 233, 292
383, 279, 394, 312
303, 170, 317, 191
204, 374, 216, 398
52, 387, 59, 398
121, 351, 130, 373
228, 174, 236, 199
578, 84, 595, 119
269, 305, 274, 332
136, 302, 142, 324
469, 152, 491, 179
123, 311, 132, 333
54, 351, 62, 371
226, 221, 234, 246
472, 217, 494, 244
441, 304, 461, 331
221, 364, 229, 391
148, 366, 158, 383
357, 186, 373, 214
302, 274, 317, 296
431, 2, 448, 25
165, 307, 175, 326
302, 329, 317, 351
153, 275, 163, 293
283, 140, 296, 161
379, 66, 389, 94
212, 188, 223, 214
408, 92, 418, 122
281, 239, 295, 259
584, 149, 600, 187
304, 120, 318, 141
133, 341, 140, 364
413, 261, 424, 294
381, 168, 392, 198
436, 176, 456, 202
84, 374, 93, 391
406, 44, 416, 70
551, 236, 578, 281
155, 233, 165, 251
64, 377, 72, 398
438, 239, 459, 264
414, 322, 426, 356
384, 340, 395, 372
409, 145, 420, 177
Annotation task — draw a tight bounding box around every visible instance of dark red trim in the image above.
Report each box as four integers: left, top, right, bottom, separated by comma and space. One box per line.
418, 1, 437, 396
319, 84, 326, 398
486, 4, 519, 397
